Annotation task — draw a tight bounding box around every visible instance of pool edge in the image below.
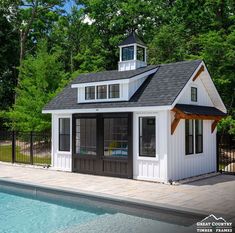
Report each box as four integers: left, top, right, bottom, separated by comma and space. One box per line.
0, 178, 231, 220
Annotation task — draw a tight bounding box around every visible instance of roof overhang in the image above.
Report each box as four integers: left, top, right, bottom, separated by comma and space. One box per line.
171, 104, 226, 135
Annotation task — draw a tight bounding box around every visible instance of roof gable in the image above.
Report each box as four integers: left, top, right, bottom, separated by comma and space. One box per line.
173, 61, 227, 113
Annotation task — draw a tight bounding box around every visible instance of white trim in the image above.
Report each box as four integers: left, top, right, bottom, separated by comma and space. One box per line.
136, 113, 159, 161
42, 105, 171, 114
57, 115, 72, 153
202, 61, 227, 112
118, 44, 147, 49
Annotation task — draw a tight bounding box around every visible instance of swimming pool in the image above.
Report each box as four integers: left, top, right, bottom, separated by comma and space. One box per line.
0, 182, 200, 233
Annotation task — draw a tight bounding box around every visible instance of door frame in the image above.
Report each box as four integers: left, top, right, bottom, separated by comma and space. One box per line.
72, 112, 133, 178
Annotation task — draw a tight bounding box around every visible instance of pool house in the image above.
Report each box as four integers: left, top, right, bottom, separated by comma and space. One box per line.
43, 32, 226, 182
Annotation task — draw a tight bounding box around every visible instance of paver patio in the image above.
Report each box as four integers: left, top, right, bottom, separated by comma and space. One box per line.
0, 162, 234, 220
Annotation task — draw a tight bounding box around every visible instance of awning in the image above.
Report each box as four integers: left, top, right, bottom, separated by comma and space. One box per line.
171, 104, 226, 134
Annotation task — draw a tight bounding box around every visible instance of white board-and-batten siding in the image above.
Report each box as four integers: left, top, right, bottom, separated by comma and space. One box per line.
133, 111, 169, 182
51, 114, 72, 171
168, 115, 216, 181
168, 74, 217, 181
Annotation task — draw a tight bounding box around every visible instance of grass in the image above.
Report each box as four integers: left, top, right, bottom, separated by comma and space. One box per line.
0, 145, 51, 165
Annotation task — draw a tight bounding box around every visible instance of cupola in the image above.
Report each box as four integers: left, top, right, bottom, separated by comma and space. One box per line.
118, 32, 147, 71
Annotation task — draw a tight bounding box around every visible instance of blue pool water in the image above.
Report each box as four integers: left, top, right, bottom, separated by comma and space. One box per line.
0, 190, 197, 233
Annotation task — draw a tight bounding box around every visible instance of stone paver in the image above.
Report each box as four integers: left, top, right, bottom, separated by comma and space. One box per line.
0, 163, 234, 218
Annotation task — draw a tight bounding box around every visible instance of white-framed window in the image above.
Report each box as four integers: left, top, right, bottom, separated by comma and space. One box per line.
59, 118, 70, 152
185, 119, 203, 155
191, 87, 197, 102
97, 85, 107, 99
85, 86, 95, 100
109, 84, 120, 98
137, 46, 145, 62
84, 84, 121, 101
139, 117, 156, 157
122, 46, 134, 61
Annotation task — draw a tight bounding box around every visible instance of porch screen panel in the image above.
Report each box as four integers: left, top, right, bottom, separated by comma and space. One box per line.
185, 119, 194, 155
104, 118, 128, 157
139, 117, 156, 157
195, 120, 203, 153
76, 119, 96, 155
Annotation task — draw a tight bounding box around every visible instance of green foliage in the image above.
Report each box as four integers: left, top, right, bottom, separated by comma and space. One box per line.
0, 0, 234, 134
7, 41, 69, 131
148, 25, 187, 64
0, 3, 19, 109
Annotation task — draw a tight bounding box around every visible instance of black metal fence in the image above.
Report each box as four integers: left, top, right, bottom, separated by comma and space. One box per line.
0, 130, 51, 166
217, 133, 235, 174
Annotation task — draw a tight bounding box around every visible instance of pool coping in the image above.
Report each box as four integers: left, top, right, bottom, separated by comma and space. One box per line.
1, 177, 233, 221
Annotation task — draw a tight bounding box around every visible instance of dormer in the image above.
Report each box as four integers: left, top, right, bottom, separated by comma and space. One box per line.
118, 32, 147, 71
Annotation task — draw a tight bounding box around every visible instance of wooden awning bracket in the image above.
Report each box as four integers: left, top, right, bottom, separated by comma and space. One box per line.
193, 65, 205, 81
171, 117, 180, 135
211, 120, 219, 133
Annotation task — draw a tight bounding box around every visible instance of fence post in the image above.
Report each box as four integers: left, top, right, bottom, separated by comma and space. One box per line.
12, 131, 16, 163
30, 131, 33, 165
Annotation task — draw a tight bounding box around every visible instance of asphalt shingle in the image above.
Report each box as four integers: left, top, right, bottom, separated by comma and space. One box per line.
43, 60, 202, 111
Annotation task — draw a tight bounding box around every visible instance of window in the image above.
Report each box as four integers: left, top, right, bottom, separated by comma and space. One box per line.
185, 119, 203, 155
85, 86, 95, 100
122, 46, 134, 61
191, 87, 197, 102
139, 117, 156, 157
104, 118, 128, 157
97, 85, 107, 99
109, 84, 120, 98
137, 46, 145, 61
195, 120, 203, 153
59, 118, 70, 151
185, 119, 194, 155
75, 118, 96, 155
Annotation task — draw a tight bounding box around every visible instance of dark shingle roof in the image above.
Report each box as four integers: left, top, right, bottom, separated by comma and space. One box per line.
43, 60, 202, 111
175, 104, 226, 116
71, 65, 157, 84
118, 32, 146, 46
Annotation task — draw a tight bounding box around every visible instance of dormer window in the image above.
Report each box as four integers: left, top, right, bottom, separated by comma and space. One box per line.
122, 46, 134, 61
97, 85, 107, 99
137, 46, 145, 62
85, 86, 95, 100
109, 84, 120, 98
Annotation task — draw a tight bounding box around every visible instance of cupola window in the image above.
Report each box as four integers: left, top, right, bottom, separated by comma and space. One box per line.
122, 46, 134, 61
137, 46, 145, 61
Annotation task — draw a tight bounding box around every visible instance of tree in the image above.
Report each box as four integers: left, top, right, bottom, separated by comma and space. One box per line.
7, 41, 69, 131
0, 1, 19, 110
148, 24, 187, 64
